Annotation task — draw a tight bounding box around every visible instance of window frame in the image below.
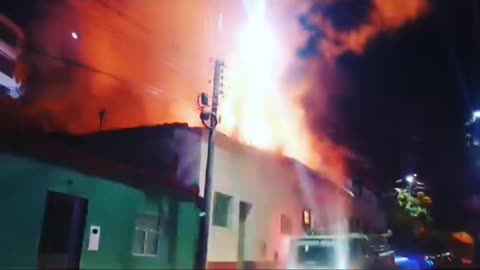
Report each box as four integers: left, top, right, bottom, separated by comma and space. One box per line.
131, 214, 162, 257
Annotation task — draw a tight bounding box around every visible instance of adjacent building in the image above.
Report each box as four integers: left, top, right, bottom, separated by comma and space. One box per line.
0, 14, 26, 98
0, 124, 201, 269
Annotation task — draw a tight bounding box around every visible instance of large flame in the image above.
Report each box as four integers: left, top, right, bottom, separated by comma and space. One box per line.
3, 0, 429, 185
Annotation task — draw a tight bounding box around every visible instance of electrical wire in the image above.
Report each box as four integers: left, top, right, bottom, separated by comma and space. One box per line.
6, 0, 232, 123
22, 44, 197, 107
38, 0, 211, 84
20, 1, 219, 109
95, 0, 153, 35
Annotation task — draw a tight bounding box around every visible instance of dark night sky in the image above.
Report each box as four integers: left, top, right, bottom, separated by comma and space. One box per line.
321, 0, 479, 227
2, 0, 479, 227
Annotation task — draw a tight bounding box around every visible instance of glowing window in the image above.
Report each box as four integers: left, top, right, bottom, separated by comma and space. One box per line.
303, 210, 311, 226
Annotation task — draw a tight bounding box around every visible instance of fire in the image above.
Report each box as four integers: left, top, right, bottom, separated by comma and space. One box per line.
220, 2, 299, 152
218, 0, 429, 182
218, 0, 337, 179
4, 0, 429, 185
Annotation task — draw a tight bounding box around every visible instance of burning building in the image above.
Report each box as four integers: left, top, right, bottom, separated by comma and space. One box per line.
0, 0, 353, 186
196, 126, 353, 269
0, 0, 431, 185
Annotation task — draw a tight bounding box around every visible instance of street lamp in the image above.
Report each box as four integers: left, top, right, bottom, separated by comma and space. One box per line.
473, 110, 480, 121
405, 175, 415, 183
404, 174, 418, 195
466, 110, 480, 126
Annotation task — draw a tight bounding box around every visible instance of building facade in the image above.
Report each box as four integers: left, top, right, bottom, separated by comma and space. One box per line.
0, 125, 201, 269
198, 132, 308, 269
0, 14, 26, 98
196, 130, 385, 269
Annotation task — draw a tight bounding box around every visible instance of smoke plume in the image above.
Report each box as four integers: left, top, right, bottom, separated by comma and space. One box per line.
291, 0, 430, 182
300, 0, 430, 58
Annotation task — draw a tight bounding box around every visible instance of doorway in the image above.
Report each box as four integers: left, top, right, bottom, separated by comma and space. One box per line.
38, 191, 88, 269
237, 201, 252, 269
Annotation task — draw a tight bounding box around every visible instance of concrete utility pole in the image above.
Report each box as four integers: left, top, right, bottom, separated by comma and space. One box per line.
196, 59, 224, 270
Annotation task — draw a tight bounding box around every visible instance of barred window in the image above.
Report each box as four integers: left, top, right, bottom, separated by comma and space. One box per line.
132, 214, 162, 256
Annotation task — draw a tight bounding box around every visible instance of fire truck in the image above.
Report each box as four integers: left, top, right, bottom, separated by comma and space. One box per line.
288, 210, 395, 269
287, 232, 396, 269
287, 233, 372, 269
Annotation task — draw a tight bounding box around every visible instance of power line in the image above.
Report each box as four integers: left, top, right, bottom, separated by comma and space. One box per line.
23, 44, 197, 106
77, 1, 211, 82
95, 0, 153, 35
38, 0, 210, 84
24, 2, 209, 104
11, 0, 234, 124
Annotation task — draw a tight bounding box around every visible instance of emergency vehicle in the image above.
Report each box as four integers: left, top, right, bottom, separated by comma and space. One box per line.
287, 233, 373, 269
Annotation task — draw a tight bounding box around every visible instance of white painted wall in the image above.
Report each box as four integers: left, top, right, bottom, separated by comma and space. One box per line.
198, 133, 306, 265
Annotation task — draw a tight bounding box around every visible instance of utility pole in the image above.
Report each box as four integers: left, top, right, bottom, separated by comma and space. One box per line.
195, 59, 224, 270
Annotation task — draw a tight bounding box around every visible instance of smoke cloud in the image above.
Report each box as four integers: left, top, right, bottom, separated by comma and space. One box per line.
299, 0, 430, 59
292, 0, 430, 182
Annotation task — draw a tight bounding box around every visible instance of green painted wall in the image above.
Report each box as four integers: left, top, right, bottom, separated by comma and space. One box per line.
0, 153, 199, 269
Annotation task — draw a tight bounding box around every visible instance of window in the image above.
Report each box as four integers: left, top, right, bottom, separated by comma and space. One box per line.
132, 214, 162, 256
297, 244, 336, 268
280, 214, 293, 235
213, 192, 232, 227
302, 209, 312, 230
